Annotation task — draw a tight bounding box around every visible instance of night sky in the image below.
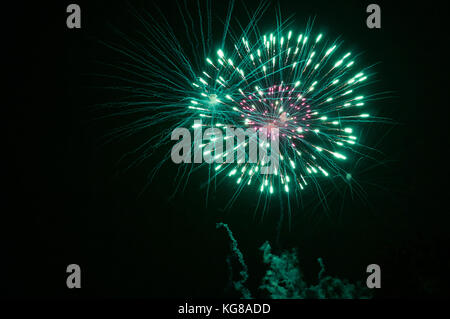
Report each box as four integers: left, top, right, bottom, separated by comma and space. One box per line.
4, 0, 449, 300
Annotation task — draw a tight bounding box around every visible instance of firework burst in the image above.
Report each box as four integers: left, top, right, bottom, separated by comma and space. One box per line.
98, 2, 386, 213
189, 30, 374, 198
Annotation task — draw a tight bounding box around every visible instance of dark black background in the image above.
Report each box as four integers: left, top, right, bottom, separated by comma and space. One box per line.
3, 0, 450, 300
